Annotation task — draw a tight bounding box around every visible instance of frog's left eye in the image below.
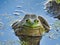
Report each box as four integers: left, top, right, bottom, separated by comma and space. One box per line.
34, 19, 39, 23
26, 19, 30, 22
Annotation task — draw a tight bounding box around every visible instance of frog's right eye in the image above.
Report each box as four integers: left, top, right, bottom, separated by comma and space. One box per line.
34, 19, 39, 23
26, 19, 30, 22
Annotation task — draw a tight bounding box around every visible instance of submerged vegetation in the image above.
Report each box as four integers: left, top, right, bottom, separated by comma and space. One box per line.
45, 0, 60, 19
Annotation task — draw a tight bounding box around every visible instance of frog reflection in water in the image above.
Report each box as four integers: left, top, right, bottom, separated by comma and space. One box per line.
12, 14, 50, 45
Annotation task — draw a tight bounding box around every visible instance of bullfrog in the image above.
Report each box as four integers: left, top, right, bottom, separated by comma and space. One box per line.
12, 14, 50, 45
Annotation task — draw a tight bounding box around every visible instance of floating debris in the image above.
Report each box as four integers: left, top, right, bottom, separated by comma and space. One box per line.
48, 30, 60, 40
16, 5, 22, 8
48, 27, 60, 40
13, 12, 20, 16
56, 29, 59, 32
14, 10, 20, 12
49, 34, 56, 40
19, 10, 27, 14
51, 20, 60, 33
45, 0, 60, 19
13, 10, 27, 15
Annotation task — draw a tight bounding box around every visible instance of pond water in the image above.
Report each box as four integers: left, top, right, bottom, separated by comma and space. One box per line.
0, 0, 60, 45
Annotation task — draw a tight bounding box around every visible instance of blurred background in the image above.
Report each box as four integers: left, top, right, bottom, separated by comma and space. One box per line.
0, 0, 60, 45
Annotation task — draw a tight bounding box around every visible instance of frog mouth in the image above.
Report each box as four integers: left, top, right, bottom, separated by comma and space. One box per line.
22, 23, 41, 28
22, 25, 41, 30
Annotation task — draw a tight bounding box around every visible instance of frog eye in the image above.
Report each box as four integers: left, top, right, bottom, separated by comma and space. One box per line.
26, 19, 30, 22
34, 19, 39, 23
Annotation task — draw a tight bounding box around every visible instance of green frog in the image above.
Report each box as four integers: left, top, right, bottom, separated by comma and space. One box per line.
12, 14, 50, 45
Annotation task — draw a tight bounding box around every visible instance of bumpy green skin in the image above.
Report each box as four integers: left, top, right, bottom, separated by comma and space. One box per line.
12, 14, 50, 45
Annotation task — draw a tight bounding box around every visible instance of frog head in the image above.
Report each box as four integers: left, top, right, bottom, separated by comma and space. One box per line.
22, 14, 42, 28
12, 14, 50, 33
